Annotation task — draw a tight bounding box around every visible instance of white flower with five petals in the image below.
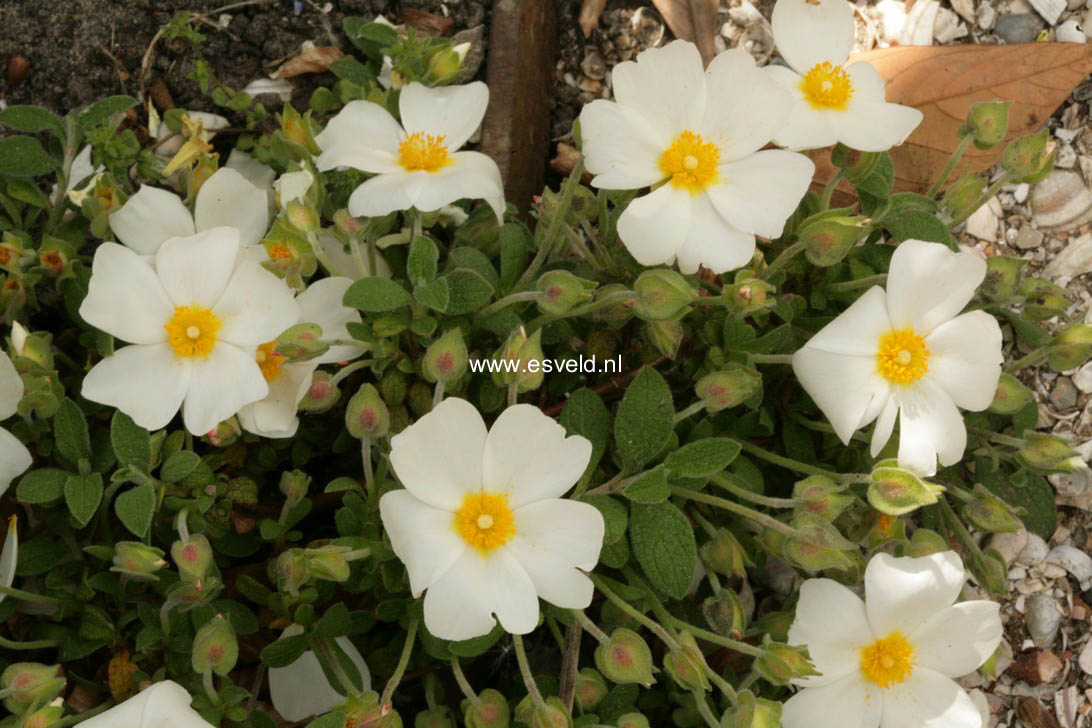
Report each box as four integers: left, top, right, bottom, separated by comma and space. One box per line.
0, 349, 32, 495
578, 41, 814, 274
782, 551, 1002, 728
79, 681, 214, 728
792, 240, 1002, 476
379, 398, 605, 641
764, 0, 923, 151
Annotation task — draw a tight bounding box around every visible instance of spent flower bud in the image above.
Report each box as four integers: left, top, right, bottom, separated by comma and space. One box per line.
981, 255, 1026, 301
306, 545, 352, 582
753, 638, 818, 686
277, 323, 329, 361
415, 709, 456, 728
346, 384, 390, 439
594, 628, 656, 686
868, 465, 945, 516
800, 215, 867, 266
424, 328, 469, 383
663, 632, 710, 693
988, 373, 1033, 415
300, 370, 341, 413
695, 364, 762, 412
171, 533, 214, 582
536, 269, 596, 315
588, 284, 635, 328
1019, 432, 1086, 473
573, 668, 608, 712
111, 542, 168, 581
962, 484, 1023, 533
793, 475, 854, 521
274, 548, 309, 594
905, 528, 950, 557
491, 328, 544, 393
941, 173, 987, 222
464, 689, 510, 728
1002, 129, 1054, 183
280, 469, 311, 507
700, 528, 749, 579
721, 690, 783, 728
959, 100, 1011, 150
192, 613, 238, 676
1, 663, 64, 713
701, 589, 747, 636
1049, 323, 1092, 371
722, 275, 776, 316
644, 319, 684, 360
632, 269, 696, 321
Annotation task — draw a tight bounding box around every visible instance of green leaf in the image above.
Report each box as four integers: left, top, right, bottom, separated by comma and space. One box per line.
664, 438, 742, 478
583, 494, 628, 545
342, 277, 413, 312
75, 95, 138, 131
414, 277, 450, 312
447, 247, 499, 288
0, 136, 57, 177
7, 179, 52, 209
629, 502, 696, 599
314, 603, 352, 638
614, 367, 673, 473
882, 210, 956, 247
444, 269, 495, 315
16, 538, 68, 576
54, 398, 91, 465
305, 714, 347, 728
115, 483, 156, 538
560, 388, 611, 479
111, 411, 151, 470
261, 633, 310, 667
16, 468, 69, 504
622, 466, 670, 504
407, 236, 439, 285
498, 222, 533, 293
0, 105, 65, 139
160, 451, 201, 483
328, 58, 375, 86
65, 473, 104, 528
977, 459, 1056, 539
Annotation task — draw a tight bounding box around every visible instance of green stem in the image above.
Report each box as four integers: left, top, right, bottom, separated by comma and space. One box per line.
450, 658, 480, 705
589, 574, 678, 649
202, 670, 219, 706
477, 290, 542, 319
313, 636, 362, 698
1005, 347, 1049, 373
735, 439, 843, 479
526, 290, 636, 332
622, 568, 680, 642
517, 160, 585, 288
949, 172, 1012, 228
0, 585, 62, 605
927, 134, 974, 198
710, 473, 800, 509
819, 169, 846, 210
674, 401, 706, 424
329, 360, 372, 387
380, 618, 418, 706
512, 634, 548, 712
663, 617, 763, 658
306, 230, 338, 277
0, 635, 60, 650
671, 486, 805, 542
572, 609, 610, 644
432, 379, 446, 409
750, 353, 793, 365
51, 700, 114, 728
760, 241, 805, 280
692, 689, 721, 728
968, 426, 1024, 448
825, 274, 887, 293
563, 224, 604, 269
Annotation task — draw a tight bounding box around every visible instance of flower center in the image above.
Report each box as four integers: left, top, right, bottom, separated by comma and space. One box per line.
255, 341, 286, 381
877, 328, 929, 385
453, 492, 516, 554
165, 305, 221, 358
799, 62, 854, 111
398, 132, 452, 173
859, 631, 914, 688
659, 130, 720, 194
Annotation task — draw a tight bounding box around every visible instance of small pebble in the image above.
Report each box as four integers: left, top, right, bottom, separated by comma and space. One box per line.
995, 12, 1046, 42
1079, 639, 1092, 675
6, 54, 28, 86
1026, 593, 1062, 648
990, 527, 1030, 565
1056, 17, 1088, 41
1014, 224, 1045, 250
1018, 533, 1050, 566
1049, 376, 1079, 409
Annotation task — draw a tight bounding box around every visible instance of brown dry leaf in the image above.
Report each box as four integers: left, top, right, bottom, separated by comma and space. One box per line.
270, 45, 346, 79
650, 0, 719, 66
402, 8, 456, 36
811, 42, 1092, 196
579, 0, 609, 37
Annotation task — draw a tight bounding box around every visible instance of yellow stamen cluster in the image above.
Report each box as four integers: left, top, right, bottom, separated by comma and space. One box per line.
255, 341, 287, 382
453, 492, 516, 554
398, 132, 452, 173
859, 631, 914, 688
877, 328, 930, 385
165, 305, 221, 359
659, 130, 720, 194
799, 62, 854, 111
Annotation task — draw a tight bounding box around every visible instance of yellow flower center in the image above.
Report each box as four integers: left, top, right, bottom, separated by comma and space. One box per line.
800, 62, 854, 111
453, 492, 516, 554
860, 631, 914, 688
398, 132, 452, 173
165, 306, 221, 358
255, 341, 286, 381
877, 328, 929, 385
659, 130, 720, 194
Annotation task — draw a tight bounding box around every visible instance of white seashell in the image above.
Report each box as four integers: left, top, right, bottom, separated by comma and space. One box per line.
1056, 17, 1088, 41
1026, 593, 1062, 648
1031, 171, 1092, 232
1029, 0, 1066, 24
899, 0, 940, 45
1046, 544, 1092, 589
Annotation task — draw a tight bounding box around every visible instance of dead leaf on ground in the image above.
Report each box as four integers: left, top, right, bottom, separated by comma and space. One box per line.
270, 45, 346, 79
651, 0, 719, 67
401, 8, 455, 36
579, 0, 609, 37
811, 42, 1092, 198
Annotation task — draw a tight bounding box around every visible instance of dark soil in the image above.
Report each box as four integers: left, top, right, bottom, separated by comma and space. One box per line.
0, 0, 488, 115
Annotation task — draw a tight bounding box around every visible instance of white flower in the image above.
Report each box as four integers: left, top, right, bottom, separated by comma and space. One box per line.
782, 551, 1003, 728
108, 167, 269, 256
65, 145, 105, 205
274, 169, 314, 211
315, 82, 505, 223
0, 349, 32, 495
764, 0, 922, 151
268, 624, 371, 722
79, 230, 300, 436
578, 41, 814, 275
317, 230, 392, 281
225, 149, 277, 190
792, 240, 1002, 476
0, 516, 17, 605
379, 398, 605, 641
237, 277, 362, 439
78, 680, 214, 728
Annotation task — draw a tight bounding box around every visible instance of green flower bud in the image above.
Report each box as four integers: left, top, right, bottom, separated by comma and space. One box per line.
962, 484, 1023, 533
868, 465, 945, 516
988, 373, 1033, 415
784, 539, 856, 572
299, 370, 341, 413
306, 545, 352, 582
379, 368, 408, 405
589, 284, 635, 328
344, 691, 401, 728
192, 613, 238, 676
1002, 129, 1054, 184
902, 527, 949, 557
276, 323, 329, 361
491, 328, 544, 393
860, 511, 907, 550
274, 548, 309, 594
573, 668, 608, 712
644, 319, 684, 359
111, 542, 168, 581
959, 100, 1011, 150
753, 637, 818, 686
594, 628, 656, 687
166, 575, 222, 611
701, 588, 747, 637
616, 713, 650, 728
279, 104, 321, 155
800, 215, 868, 267
0, 232, 27, 273
536, 269, 596, 315
830, 144, 882, 182
632, 269, 696, 321
531, 698, 571, 728
464, 689, 510, 728
37, 236, 76, 278
663, 632, 711, 693
206, 416, 242, 447
793, 475, 854, 521
415, 709, 456, 728
285, 199, 320, 233
981, 255, 1026, 301
940, 173, 988, 222
280, 469, 311, 506
23, 704, 64, 728
1049, 323, 1092, 371
721, 690, 782, 728
1019, 432, 1086, 473
171, 533, 214, 582
722, 275, 776, 316
346, 384, 390, 439
1, 663, 64, 713
224, 476, 257, 505
700, 528, 749, 579
408, 380, 433, 417
425, 43, 467, 84
695, 364, 762, 412
424, 328, 469, 383
9, 323, 54, 371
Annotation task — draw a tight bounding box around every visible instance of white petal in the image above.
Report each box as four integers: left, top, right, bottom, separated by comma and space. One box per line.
66, 145, 97, 192
769, 100, 841, 151
423, 549, 539, 640
788, 578, 874, 688
707, 150, 814, 238
109, 186, 196, 255
155, 228, 241, 309
0, 350, 23, 419
399, 81, 489, 151
268, 625, 371, 722
871, 396, 899, 457
792, 347, 891, 444
880, 668, 982, 728
82, 344, 191, 431
379, 489, 467, 597
864, 551, 964, 638
836, 100, 924, 153
885, 240, 986, 335
772, 0, 855, 74
895, 379, 966, 476
225, 149, 276, 190
612, 40, 707, 137
388, 397, 488, 511
212, 261, 300, 347
782, 674, 882, 728
911, 601, 1002, 678
315, 100, 405, 174
507, 499, 604, 608
579, 99, 667, 189
800, 286, 893, 356
702, 49, 793, 159
347, 171, 428, 218
194, 167, 270, 247
274, 170, 314, 210
182, 344, 267, 435
80, 243, 173, 344
924, 311, 1003, 412
238, 362, 314, 438
0, 515, 16, 590
674, 193, 756, 275
845, 61, 888, 102
297, 277, 363, 364
316, 230, 391, 281
0, 428, 32, 497
79, 681, 214, 728
616, 183, 691, 267
412, 151, 504, 213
